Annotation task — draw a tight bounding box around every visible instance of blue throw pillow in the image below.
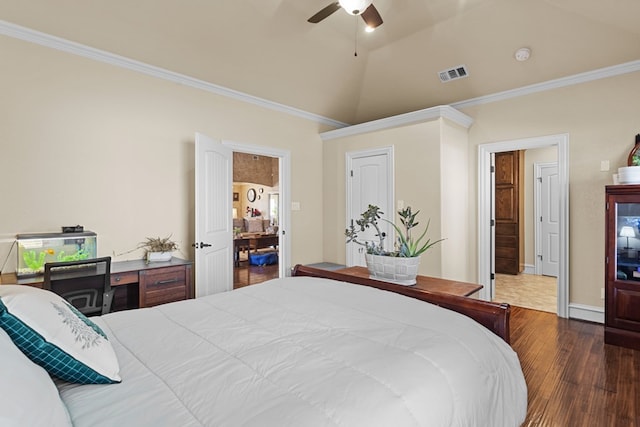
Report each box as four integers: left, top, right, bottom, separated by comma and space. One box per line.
0, 285, 121, 384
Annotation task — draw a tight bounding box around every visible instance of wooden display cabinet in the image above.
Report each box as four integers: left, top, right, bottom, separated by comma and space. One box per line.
605, 185, 640, 350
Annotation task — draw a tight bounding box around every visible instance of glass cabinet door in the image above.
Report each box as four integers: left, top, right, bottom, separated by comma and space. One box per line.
615, 202, 640, 282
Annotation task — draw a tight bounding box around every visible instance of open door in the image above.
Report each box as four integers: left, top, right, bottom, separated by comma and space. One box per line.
537, 162, 559, 277
490, 153, 496, 300
195, 132, 232, 296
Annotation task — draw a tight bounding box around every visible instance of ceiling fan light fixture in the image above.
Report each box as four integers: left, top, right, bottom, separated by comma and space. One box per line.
365, 25, 375, 33
339, 0, 373, 15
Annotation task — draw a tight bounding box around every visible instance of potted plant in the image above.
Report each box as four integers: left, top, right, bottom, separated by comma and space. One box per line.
345, 205, 444, 285
138, 236, 178, 262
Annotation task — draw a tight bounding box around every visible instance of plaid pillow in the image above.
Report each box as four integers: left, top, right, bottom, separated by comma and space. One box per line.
0, 285, 120, 384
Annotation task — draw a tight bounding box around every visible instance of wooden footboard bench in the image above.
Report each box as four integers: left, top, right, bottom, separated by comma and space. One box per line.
292, 264, 511, 344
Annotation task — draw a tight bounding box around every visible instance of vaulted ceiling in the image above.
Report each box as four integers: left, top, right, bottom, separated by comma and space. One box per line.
3, 0, 640, 125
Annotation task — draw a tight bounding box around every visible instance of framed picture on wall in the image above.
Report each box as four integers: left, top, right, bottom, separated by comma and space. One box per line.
233, 192, 239, 201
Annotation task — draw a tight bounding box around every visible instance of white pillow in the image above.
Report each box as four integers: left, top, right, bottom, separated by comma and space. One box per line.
0, 327, 72, 427
0, 285, 121, 384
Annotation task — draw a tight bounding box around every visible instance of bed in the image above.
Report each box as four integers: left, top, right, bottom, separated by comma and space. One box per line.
0, 265, 527, 427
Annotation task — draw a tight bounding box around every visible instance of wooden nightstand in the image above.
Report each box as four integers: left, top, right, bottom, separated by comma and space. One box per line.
335, 266, 482, 298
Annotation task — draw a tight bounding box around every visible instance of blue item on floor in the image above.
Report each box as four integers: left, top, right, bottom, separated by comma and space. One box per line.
249, 251, 278, 266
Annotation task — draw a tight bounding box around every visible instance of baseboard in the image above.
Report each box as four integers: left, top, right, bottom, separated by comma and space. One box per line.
522, 264, 536, 275
568, 303, 604, 324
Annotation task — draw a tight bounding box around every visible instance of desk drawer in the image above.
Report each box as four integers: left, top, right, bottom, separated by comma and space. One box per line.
145, 286, 187, 307
111, 271, 138, 286
139, 265, 188, 307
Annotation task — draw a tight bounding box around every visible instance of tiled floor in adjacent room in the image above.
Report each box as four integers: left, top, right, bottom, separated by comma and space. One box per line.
494, 273, 557, 313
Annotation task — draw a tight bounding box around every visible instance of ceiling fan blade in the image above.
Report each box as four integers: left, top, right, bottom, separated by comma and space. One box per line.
361, 4, 383, 28
308, 2, 341, 23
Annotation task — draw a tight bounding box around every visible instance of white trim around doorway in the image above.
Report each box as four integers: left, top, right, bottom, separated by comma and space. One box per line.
478, 134, 569, 318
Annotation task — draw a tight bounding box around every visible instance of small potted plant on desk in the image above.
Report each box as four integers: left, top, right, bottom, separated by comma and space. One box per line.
139, 236, 178, 263
345, 205, 444, 285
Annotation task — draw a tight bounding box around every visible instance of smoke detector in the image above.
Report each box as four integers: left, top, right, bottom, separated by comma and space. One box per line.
438, 65, 469, 83
514, 47, 531, 62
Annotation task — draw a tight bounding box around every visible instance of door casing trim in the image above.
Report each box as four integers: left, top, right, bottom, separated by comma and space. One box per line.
478, 134, 569, 317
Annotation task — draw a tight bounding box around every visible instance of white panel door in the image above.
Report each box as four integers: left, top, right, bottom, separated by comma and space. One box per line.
541, 164, 559, 277
346, 149, 393, 267
195, 132, 232, 297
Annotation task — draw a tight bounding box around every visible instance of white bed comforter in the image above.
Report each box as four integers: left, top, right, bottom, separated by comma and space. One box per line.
57, 276, 527, 426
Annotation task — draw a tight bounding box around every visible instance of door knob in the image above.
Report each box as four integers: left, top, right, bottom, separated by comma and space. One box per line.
192, 242, 212, 249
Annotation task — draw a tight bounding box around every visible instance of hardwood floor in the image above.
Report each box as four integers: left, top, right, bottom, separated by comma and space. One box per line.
233, 262, 278, 289
511, 306, 640, 426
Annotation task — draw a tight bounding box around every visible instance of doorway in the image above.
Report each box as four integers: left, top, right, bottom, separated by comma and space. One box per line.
194, 135, 291, 296
478, 134, 569, 317
232, 152, 281, 288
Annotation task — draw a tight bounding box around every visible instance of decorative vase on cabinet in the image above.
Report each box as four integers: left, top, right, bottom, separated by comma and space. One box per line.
365, 253, 420, 286
605, 184, 640, 350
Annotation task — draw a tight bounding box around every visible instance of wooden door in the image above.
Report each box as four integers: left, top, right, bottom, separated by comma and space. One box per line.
494, 151, 524, 275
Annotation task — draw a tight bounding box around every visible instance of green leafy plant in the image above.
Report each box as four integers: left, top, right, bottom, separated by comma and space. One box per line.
138, 236, 178, 258
345, 204, 444, 257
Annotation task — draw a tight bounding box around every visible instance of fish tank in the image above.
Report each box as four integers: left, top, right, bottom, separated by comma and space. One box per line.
16, 231, 97, 277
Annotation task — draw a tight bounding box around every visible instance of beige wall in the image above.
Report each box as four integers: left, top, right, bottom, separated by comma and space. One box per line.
440, 120, 471, 281
323, 71, 640, 309
461, 72, 640, 308
4, 29, 639, 311
0, 36, 326, 270
323, 119, 464, 278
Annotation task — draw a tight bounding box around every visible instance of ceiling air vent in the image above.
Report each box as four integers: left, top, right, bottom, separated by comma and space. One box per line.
438, 65, 469, 83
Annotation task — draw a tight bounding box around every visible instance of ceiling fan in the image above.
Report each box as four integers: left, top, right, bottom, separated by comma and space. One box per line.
308, 0, 383, 30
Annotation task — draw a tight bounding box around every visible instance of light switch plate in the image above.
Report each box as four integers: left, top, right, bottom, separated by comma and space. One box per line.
600, 160, 610, 172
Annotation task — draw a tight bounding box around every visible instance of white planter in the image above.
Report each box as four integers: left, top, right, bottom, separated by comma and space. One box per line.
365, 253, 420, 286
147, 251, 172, 262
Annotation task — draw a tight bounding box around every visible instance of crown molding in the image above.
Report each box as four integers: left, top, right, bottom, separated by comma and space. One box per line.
0, 20, 348, 129
2, 20, 639, 135
319, 105, 474, 141
452, 59, 640, 110
321, 59, 640, 140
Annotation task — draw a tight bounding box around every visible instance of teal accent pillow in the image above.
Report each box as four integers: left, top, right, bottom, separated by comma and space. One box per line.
0, 285, 121, 384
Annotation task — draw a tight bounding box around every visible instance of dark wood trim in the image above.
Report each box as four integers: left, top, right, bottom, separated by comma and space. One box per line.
291, 264, 511, 343
335, 266, 482, 297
